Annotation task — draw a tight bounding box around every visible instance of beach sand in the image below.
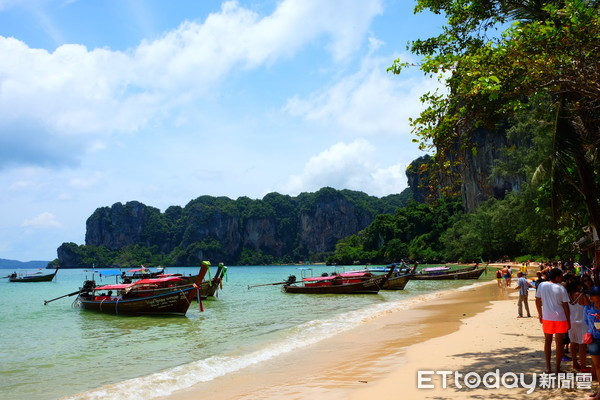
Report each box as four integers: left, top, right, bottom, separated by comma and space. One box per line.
163, 280, 591, 400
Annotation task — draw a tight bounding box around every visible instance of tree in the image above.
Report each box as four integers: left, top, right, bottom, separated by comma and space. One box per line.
391, 0, 600, 254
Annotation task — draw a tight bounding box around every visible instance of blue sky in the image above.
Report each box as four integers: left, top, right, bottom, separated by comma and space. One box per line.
0, 0, 445, 261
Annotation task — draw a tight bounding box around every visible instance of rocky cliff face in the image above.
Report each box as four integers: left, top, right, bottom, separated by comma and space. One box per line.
78, 189, 378, 265
406, 155, 433, 203
406, 128, 524, 212
459, 127, 523, 212
299, 193, 371, 253
85, 201, 151, 250
243, 217, 285, 256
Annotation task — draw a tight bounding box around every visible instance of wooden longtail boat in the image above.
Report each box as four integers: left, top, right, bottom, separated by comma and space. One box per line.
382, 273, 413, 290
412, 265, 485, 280
199, 264, 226, 298
121, 266, 166, 282
362, 264, 414, 290
126, 264, 227, 299
282, 268, 395, 294
8, 267, 59, 282
74, 262, 210, 316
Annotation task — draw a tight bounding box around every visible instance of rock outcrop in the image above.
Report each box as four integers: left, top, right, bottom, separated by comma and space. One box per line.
61, 188, 404, 266
459, 127, 523, 212
406, 127, 524, 212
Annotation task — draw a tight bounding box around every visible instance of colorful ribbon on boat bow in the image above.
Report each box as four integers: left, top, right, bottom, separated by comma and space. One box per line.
193, 283, 204, 312
220, 264, 228, 282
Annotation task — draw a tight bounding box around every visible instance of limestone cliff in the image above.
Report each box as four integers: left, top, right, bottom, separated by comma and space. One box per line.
459, 127, 524, 212
406, 127, 524, 212
61, 188, 404, 266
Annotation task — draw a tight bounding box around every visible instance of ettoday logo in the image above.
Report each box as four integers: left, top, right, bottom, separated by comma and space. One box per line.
417, 370, 593, 394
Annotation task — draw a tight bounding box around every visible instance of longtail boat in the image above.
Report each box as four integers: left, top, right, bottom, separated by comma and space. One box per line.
8, 266, 59, 282
120, 266, 166, 282
198, 264, 227, 298
73, 262, 210, 316
362, 263, 414, 290
124, 264, 227, 299
282, 267, 395, 294
412, 265, 485, 280
382, 272, 413, 290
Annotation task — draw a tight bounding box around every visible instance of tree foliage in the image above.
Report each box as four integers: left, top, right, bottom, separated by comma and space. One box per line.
327, 199, 463, 264
390, 0, 600, 231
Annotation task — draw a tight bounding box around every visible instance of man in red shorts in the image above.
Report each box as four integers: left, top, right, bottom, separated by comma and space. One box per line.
535, 268, 571, 373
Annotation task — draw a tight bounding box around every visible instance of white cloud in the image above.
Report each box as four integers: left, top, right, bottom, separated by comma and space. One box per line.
22, 212, 61, 228
283, 52, 441, 137
68, 171, 105, 189
281, 139, 409, 196
0, 0, 384, 171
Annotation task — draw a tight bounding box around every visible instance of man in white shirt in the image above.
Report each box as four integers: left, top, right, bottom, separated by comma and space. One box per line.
535, 268, 571, 373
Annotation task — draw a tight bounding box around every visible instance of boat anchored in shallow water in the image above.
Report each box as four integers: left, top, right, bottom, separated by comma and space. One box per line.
7, 266, 59, 282
281, 267, 396, 294
412, 265, 485, 280
44, 262, 211, 316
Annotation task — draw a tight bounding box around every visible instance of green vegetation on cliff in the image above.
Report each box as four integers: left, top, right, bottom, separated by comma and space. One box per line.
57, 187, 413, 268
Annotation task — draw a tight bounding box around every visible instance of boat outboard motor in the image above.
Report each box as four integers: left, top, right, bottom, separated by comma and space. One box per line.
286, 275, 297, 285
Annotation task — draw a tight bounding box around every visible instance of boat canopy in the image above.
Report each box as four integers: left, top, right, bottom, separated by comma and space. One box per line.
93, 269, 122, 277
133, 277, 186, 285
94, 284, 133, 291
302, 276, 341, 282
302, 272, 371, 282
422, 266, 450, 272
339, 272, 372, 277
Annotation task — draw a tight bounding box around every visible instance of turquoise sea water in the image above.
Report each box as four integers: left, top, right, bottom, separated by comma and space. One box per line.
0, 265, 493, 400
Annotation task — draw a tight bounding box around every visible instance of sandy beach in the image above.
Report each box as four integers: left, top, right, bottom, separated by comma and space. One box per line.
163, 279, 591, 400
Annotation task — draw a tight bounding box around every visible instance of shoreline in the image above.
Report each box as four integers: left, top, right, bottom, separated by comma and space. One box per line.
351, 287, 588, 399
161, 280, 577, 400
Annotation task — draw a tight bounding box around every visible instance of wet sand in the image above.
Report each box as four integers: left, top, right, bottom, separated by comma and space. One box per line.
162, 280, 590, 400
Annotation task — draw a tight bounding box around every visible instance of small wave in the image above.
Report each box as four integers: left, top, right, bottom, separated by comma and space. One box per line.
64, 283, 488, 400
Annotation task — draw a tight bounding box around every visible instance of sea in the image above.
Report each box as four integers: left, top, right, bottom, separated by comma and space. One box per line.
0, 265, 494, 400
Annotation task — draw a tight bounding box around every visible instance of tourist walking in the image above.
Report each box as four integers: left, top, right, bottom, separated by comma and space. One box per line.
496, 269, 503, 288
502, 265, 510, 288
535, 268, 570, 373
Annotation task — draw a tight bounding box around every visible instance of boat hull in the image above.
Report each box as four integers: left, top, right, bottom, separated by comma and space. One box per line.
283, 275, 387, 294
412, 267, 485, 280
382, 273, 412, 290
75, 287, 196, 316
9, 269, 59, 282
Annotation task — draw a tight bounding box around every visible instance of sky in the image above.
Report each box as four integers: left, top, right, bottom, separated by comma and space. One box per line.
0, 0, 446, 261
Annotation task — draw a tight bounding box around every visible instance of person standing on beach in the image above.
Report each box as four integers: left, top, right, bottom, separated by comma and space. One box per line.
535, 268, 571, 373
502, 265, 510, 287
534, 271, 546, 291
516, 271, 532, 317
496, 269, 503, 288
566, 279, 590, 372
584, 287, 600, 400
